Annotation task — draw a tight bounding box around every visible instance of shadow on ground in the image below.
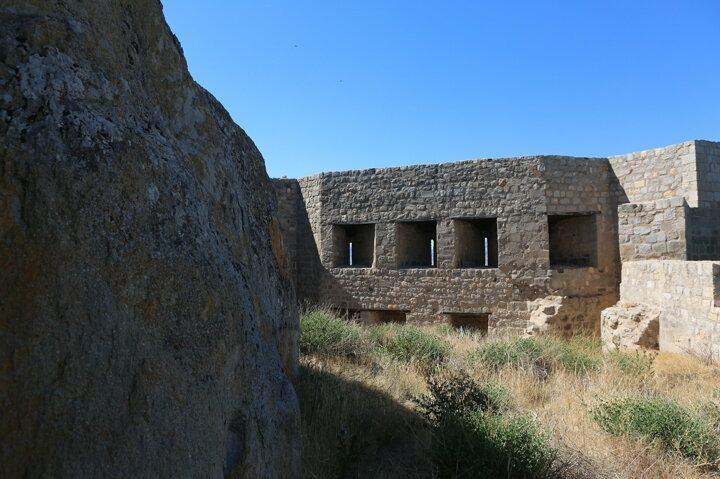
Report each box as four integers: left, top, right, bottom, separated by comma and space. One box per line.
296, 363, 433, 479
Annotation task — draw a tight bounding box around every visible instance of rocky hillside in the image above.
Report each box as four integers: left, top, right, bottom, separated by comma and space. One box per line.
0, 1, 299, 477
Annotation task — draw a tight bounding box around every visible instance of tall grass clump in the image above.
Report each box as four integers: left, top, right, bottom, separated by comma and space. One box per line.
475, 336, 601, 376
376, 325, 450, 364
299, 310, 367, 357
607, 349, 656, 377
418, 373, 557, 478
590, 395, 720, 467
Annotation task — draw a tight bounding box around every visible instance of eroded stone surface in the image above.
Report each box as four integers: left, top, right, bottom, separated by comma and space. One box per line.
526, 295, 616, 337
0, 1, 299, 477
601, 301, 660, 352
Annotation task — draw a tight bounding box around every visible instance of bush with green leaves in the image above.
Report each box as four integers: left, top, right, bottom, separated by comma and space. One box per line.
378, 326, 450, 364
433, 410, 557, 478
475, 336, 601, 376
417, 372, 557, 478
299, 310, 367, 357
415, 372, 509, 423
590, 395, 720, 465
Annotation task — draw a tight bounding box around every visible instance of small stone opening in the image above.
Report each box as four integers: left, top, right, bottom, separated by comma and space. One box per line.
396, 220, 437, 268
444, 313, 490, 333
332, 223, 375, 267
359, 310, 408, 324
548, 213, 598, 268
454, 218, 498, 268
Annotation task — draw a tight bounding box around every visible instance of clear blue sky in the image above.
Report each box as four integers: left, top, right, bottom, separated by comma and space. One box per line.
163, 1, 719, 178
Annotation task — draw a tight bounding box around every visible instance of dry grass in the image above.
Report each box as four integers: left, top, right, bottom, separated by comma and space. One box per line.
297, 313, 720, 478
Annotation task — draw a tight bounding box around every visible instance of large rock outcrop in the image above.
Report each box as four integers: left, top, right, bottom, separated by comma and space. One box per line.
0, 1, 299, 477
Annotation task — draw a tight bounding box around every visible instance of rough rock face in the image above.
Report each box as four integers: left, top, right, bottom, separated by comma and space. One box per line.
601, 302, 660, 352
0, 1, 299, 477
525, 295, 614, 337
526, 296, 565, 335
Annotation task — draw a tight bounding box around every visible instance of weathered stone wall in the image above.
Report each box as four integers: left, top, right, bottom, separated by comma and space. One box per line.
296, 176, 323, 303
276, 156, 618, 334
687, 206, 720, 260
616, 261, 720, 360
611, 142, 720, 262
0, 1, 299, 477
617, 198, 688, 261
696, 140, 720, 208
609, 141, 699, 206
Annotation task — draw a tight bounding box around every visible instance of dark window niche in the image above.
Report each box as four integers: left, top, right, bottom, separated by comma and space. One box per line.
359, 310, 408, 324
396, 220, 437, 268
548, 213, 598, 268
444, 313, 489, 334
332, 223, 375, 268
454, 218, 498, 268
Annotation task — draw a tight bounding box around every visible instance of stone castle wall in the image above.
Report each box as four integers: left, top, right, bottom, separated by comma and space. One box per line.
274, 140, 720, 355
608, 141, 699, 206
276, 156, 618, 334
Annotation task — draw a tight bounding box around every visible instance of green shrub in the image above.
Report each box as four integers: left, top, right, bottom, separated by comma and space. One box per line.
417, 372, 557, 478
415, 372, 509, 423
299, 310, 367, 357
608, 349, 656, 377
590, 395, 720, 465
379, 326, 450, 364
433, 411, 557, 478
475, 337, 536, 369
700, 399, 720, 433
475, 336, 601, 376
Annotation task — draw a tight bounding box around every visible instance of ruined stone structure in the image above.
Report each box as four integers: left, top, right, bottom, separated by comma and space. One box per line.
275, 140, 720, 359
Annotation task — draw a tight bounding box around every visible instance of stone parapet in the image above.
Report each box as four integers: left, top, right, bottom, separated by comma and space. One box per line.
617, 198, 688, 261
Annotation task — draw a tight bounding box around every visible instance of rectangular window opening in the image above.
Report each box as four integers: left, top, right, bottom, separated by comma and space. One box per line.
396, 220, 437, 268
359, 310, 408, 325
332, 223, 375, 268
548, 213, 598, 268
454, 218, 498, 268
444, 313, 489, 334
